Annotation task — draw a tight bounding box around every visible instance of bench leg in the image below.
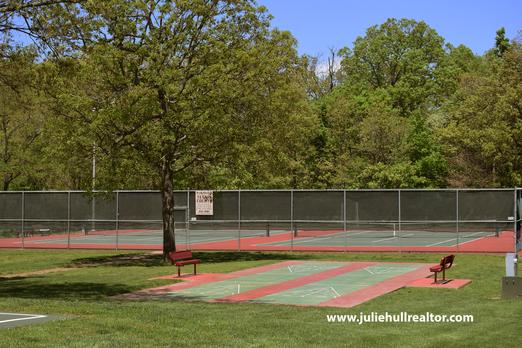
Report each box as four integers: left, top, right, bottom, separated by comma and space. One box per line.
178, 266, 181, 277
194, 263, 197, 275
433, 270, 451, 284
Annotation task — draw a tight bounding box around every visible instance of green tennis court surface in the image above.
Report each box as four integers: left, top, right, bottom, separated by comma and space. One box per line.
19, 229, 285, 246
0, 312, 59, 329
16, 228, 493, 248
262, 230, 495, 247
130, 261, 431, 308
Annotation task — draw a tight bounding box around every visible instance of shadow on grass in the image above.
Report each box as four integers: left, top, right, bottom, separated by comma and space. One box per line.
70, 253, 164, 267
193, 251, 311, 263
0, 278, 134, 300
69, 251, 311, 268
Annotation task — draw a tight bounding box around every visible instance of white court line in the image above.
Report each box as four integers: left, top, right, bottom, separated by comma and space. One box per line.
364, 268, 375, 275
425, 231, 490, 247
372, 236, 398, 243
446, 232, 492, 246
0, 313, 47, 324
290, 235, 341, 245
237, 284, 241, 294
426, 238, 457, 247
188, 236, 239, 244
0, 312, 47, 316
288, 266, 293, 273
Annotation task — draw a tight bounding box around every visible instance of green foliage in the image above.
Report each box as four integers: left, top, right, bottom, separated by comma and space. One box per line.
495, 27, 510, 57
308, 19, 453, 189
440, 43, 522, 187
405, 113, 447, 186
0, 46, 52, 190
339, 18, 446, 115
0, 9, 520, 193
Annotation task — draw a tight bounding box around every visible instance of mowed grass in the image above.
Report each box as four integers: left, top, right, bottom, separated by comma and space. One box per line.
0, 249, 521, 347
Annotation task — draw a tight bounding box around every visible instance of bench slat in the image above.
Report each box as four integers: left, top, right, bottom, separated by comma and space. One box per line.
175, 259, 200, 266
168, 250, 193, 261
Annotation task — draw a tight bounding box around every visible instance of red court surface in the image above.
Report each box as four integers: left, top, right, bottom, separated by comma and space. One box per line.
120, 261, 436, 308
406, 278, 472, 289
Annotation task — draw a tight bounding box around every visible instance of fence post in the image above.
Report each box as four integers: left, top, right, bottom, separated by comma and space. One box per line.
238, 190, 241, 252
91, 193, 96, 232
21, 192, 25, 249
290, 189, 294, 251
456, 189, 460, 251
344, 190, 347, 252
398, 189, 402, 251
67, 191, 71, 249
514, 188, 518, 275
116, 191, 119, 251
185, 190, 189, 248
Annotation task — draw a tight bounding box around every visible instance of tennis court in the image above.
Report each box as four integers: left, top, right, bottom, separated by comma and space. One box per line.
0, 188, 519, 253
0, 224, 513, 253
123, 261, 432, 308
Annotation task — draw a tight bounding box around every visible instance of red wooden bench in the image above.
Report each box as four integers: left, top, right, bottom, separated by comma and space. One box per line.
430, 255, 455, 284
167, 250, 201, 277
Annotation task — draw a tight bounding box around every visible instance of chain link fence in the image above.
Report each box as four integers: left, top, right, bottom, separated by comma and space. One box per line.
0, 189, 518, 252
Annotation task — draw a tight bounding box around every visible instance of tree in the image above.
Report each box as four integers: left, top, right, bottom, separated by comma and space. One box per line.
312, 18, 468, 188
33, 0, 308, 255
339, 18, 446, 115
440, 43, 522, 186
495, 27, 510, 57
0, 46, 47, 190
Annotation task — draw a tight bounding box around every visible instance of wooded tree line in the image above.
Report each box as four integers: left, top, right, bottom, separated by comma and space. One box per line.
2, 0, 520, 252
1, 1, 520, 193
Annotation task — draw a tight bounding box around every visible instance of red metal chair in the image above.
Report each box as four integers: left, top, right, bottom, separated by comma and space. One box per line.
430, 255, 455, 284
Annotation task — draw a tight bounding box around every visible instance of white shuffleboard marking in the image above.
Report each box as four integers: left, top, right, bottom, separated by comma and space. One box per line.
330, 287, 340, 298
364, 268, 375, 275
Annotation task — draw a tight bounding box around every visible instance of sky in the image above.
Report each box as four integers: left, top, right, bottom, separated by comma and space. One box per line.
257, 0, 521, 58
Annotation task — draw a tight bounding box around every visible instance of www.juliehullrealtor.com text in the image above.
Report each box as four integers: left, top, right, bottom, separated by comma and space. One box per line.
326, 312, 474, 324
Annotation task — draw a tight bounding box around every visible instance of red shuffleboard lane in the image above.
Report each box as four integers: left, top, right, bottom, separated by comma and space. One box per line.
317, 264, 432, 308
215, 262, 377, 303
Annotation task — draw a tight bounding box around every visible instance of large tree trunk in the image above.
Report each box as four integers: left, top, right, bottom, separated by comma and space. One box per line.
161, 157, 177, 258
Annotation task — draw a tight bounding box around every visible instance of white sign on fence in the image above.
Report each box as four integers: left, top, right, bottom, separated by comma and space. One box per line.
195, 191, 213, 215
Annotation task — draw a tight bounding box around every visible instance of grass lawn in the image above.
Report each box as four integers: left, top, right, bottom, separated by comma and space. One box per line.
0, 249, 521, 347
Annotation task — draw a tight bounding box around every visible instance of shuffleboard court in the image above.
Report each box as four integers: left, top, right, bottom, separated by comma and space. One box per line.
251, 264, 422, 306
0, 312, 59, 329
124, 261, 432, 308
166, 262, 345, 301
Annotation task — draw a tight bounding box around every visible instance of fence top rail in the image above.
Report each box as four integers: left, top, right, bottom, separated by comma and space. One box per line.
0, 188, 517, 193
